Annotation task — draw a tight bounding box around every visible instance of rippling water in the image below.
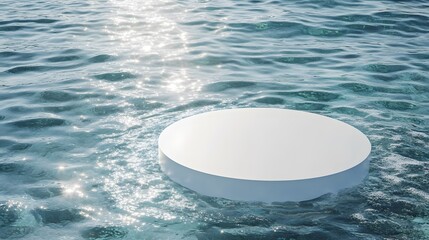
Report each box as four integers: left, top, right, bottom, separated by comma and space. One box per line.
0, 0, 428, 239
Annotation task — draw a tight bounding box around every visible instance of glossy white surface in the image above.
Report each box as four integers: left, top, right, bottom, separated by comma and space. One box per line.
158, 108, 371, 202
159, 108, 371, 181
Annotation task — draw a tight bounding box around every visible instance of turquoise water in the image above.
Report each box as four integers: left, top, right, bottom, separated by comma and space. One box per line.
0, 0, 428, 239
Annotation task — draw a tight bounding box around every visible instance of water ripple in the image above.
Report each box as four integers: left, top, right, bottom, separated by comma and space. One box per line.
8, 118, 67, 129
94, 72, 137, 82
0, 0, 428, 239
0, 19, 58, 25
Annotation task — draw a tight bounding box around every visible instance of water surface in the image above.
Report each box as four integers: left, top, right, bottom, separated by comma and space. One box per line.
0, 0, 428, 239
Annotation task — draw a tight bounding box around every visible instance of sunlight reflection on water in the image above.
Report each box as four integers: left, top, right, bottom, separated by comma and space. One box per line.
0, 0, 428, 238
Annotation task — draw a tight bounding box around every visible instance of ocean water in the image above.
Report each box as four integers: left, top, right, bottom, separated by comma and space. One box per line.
0, 0, 428, 239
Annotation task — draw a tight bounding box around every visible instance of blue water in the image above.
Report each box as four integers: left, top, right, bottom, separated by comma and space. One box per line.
0, 0, 428, 239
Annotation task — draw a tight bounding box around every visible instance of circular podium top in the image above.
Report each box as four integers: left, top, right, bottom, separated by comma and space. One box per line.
159, 108, 371, 181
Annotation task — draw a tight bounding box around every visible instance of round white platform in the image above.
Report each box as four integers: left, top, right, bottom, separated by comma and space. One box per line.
158, 108, 371, 202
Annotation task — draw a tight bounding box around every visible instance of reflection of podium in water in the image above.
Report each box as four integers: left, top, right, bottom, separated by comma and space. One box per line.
159, 108, 371, 202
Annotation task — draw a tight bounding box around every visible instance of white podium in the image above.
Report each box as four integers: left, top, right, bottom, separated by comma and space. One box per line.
159, 108, 371, 202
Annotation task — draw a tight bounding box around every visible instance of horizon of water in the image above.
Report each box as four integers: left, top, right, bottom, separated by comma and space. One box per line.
0, 0, 428, 239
